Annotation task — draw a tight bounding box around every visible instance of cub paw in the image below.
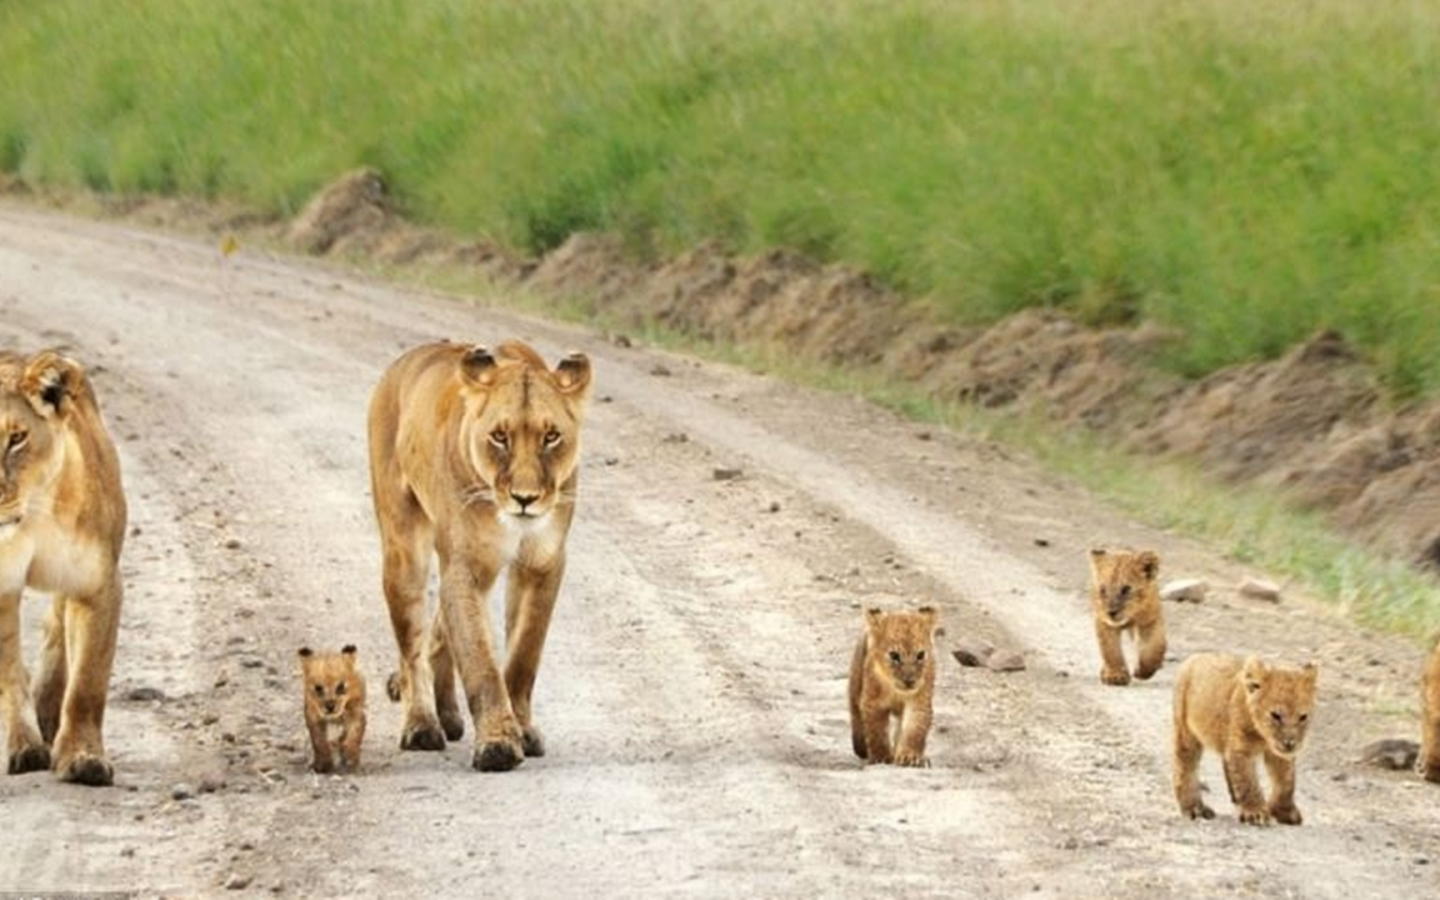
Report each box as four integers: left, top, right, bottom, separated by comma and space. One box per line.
58, 752, 114, 787
310, 756, 336, 774
1133, 663, 1162, 681
521, 724, 546, 759
385, 672, 402, 703
1181, 801, 1215, 820
7, 744, 51, 775
474, 740, 524, 772
1270, 804, 1303, 826
400, 724, 447, 752
1238, 806, 1272, 826
893, 751, 930, 768
1100, 669, 1131, 686
1419, 759, 1440, 784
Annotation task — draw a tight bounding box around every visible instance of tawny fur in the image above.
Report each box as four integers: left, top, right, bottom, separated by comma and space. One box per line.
299, 645, 367, 773
1419, 634, 1440, 783
1173, 653, 1317, 825
367, 340, 591, 772
848, 606, 939, 767
1088, 548, 1166, 686
0, 351, 126, 787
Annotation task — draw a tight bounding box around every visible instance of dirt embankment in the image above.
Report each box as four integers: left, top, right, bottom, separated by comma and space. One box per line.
28, 167, 1440, 571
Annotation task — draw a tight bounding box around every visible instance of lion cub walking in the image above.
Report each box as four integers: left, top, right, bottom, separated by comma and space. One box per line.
849, 606, 939, 767
1419, 634, 1440, 783
299, 645, 367, 774
1088, 548, 1166, 686
1173, 653, 1317, 825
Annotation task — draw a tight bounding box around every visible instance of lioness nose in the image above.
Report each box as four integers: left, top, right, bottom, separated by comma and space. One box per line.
513, 491, 539, 510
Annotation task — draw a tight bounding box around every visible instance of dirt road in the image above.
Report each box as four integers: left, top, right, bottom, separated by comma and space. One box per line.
0, 204, 1435, 898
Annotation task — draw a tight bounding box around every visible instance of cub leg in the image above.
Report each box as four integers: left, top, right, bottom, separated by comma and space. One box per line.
1264, 751, 1303, 825
306, 715, 335, 774
51, 585, 121, 786
0, 592, 49, 774
1172, 696, 1213, 819
1223, 749, 1271, 825
1133, 616, 1167, 681
892, 699, 933, 768
504, 555, 565, 758
1094, 619, 1131, 686
441, 563, 523, 772
341, 711, 367, 771
860, 704, 894, 765
1420, 700, 1440, 783
848, 638, 868, 760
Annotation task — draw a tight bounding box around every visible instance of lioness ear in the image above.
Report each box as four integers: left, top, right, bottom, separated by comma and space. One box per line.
1138, 551, 1160, 581
21, 351, 83, 419
554, 352, 592, 398
1242, 656, 1266, 693
461, 345, 498, 387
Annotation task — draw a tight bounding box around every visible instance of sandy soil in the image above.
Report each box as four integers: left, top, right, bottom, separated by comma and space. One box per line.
0, 204, 1435, 899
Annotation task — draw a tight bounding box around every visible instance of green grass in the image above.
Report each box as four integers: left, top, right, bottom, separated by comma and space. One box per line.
5, 0, 1440, 399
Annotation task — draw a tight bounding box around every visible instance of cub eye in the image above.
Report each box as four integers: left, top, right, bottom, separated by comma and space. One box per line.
1298, 713, 1308, 724
1118, 585, 1133, 600
313, 684, 324, 697
7, 430, 27, 451
543, 429, 562, 448
888, 650, 902, 665
489, 429, 509, 448
1270, 710, 1284, 724
335, 682, 347, 696
915, 650, 927, 662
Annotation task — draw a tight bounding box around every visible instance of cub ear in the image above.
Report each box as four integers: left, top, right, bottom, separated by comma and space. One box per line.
1138, 551, 1160, 581
298, 646, 314, 666
864, 607, 886, 633
554, 352, 592, 399
1088, 548, 1109, 576
21, 351, 84, 419
916, 604, 940, 634
460, 345, 498, 387
1302, 661, 1318, 686
341, 644, 357, 656
1242, 655, 1267, 693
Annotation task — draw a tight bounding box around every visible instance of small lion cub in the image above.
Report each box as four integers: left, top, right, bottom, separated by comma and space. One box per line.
298, 645, 368, 774
1419, 634, 1440, 783
1173, 653, 1317, 825
849, 606, 939, 767
1088, 548, 1166, 686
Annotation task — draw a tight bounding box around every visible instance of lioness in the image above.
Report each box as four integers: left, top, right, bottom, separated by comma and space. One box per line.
368, 340, 590, 772
0, 350, 126, 786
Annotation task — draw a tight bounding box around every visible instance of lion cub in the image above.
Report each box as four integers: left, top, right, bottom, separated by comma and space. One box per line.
1419, 634, 1440, 783
298, 645, 367, 774
1173, 653, 1317, 825
1088, 548, 1166, 686
849, 606, 939, 767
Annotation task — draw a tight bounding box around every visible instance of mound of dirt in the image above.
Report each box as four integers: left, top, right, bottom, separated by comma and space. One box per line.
274, 172, 1440, 573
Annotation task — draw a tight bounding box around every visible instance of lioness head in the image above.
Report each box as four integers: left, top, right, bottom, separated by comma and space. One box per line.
1241, 656, 1318, 759
458, 342, 592, 522
299, 645, 363, 723
1088, 548, 1159, 626
0, 351, 86, 540
865, 605, 940, 691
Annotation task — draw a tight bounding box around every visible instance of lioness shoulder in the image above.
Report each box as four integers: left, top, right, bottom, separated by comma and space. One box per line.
848, 605, 939, 767
1173, 652, 1317, 825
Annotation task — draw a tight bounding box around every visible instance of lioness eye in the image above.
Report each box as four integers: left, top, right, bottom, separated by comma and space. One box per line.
888, 650, 902, 664
543, 429, 562, 447
489, 429, 509, 448
7, 430, 26, 451
335, 682, 347, 696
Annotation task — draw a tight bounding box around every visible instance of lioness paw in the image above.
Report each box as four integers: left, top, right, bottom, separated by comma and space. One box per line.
400, 724, 447, 752
1270, 804, 1303, 826
474, 739, 524, 773
1181, 801, 1215, 821
1238, 806, 1272, 826
7, 744, 51, 775
58, 752, 113, 788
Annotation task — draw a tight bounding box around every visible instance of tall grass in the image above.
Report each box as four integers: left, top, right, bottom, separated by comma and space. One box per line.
4, 0, 1440, 395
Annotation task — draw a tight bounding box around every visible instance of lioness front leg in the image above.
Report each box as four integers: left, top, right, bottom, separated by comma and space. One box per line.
0, 593, 50, 775
50, 587, 120, 786
504, 556, 565, 758
442, 565, 524, 772
380, 521, 446, 752
1094, 620, 1131, 686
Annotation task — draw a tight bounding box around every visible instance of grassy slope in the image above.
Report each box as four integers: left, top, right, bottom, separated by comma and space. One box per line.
4, 0, 1440, 396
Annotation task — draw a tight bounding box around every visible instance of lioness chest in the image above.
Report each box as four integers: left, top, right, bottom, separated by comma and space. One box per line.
0, 518, 111, 596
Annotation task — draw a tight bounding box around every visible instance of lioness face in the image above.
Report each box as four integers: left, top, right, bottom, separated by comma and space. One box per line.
1088, 548, 1159, 627
461, 347, 591, 522
866, 606, 939, 691
1243, 657, 1318, 760
0, 354, 71, 540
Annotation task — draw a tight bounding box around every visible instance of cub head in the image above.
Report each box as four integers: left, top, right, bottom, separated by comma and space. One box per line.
298, 645, 363, 722
1241, 656, 1318, 759
459, 342, 592, 522
1088, 548, 1159, 626
0, 351, 88, 539
865, 605, 940, 691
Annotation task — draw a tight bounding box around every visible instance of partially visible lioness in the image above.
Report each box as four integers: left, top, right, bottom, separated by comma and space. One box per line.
1088, 548, 1166, 686
849, 605, 939, 767
368, 340, 591, 772
0, 350, 126, 786
1173, 653, 1317, 825
1419, 634, 1440, 783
